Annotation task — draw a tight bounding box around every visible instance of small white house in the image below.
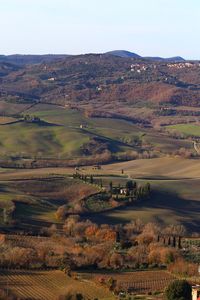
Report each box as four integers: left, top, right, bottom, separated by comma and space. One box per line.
120, 188, 128, 195
80, 124, 87, 129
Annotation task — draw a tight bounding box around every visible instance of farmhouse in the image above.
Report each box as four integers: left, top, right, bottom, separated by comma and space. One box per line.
192, 286, 200, 300
120, 188, 128, 195
80, 124, 87, 129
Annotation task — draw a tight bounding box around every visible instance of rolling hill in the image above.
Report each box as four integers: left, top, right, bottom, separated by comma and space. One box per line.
0, 53, 199, 164
0, 54, 71, 65
0, 104, 194, 165
106, 50, 141, 58
0, 53, 199, 130
106, 50, 185, 61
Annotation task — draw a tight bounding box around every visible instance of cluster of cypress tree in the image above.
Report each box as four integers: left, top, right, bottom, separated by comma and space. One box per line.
73, 172, 94, 184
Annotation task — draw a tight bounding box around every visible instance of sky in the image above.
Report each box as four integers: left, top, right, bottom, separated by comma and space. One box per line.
0, 0, 199, 59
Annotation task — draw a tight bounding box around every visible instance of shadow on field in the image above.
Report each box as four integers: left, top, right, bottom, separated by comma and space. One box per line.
86, 189, 200, 232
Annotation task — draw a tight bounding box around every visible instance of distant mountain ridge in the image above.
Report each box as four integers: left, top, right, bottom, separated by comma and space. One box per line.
0, 51, 186, 65
0, 54, 71, 65
106, 50, 185, 62
105, 50, 141, 58
144, 56, 185, 62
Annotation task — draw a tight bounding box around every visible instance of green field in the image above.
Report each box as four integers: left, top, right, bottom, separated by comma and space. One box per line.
0, 104, 193, 160
30, 105, 147, 152
167, 123, 200, 137
0, 121, 90, 158
0, 107, 141, 159
32, 105, 193, 154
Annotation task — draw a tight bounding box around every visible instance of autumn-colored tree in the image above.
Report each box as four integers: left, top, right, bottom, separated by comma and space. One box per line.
56, 205, 68, 220
95, 227, 116, 242
148, 244, 179, 265
85, 225, 98, 239
164, 224, 187, 237
109, 252, 124, 269
63, 215, 80, 236
168, 259, 198, 277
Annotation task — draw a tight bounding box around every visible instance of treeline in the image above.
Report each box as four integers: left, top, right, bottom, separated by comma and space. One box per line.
0, 217, 194, 274
155, 108, 200, 117
23, 114, 41, 123
109, 180, 151, 200
0, 149, 158, 169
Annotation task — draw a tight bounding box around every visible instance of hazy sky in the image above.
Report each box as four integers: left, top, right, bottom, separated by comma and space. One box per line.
1, 0, 199, 58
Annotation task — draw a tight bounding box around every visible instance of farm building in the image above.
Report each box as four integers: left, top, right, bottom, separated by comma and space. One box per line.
92, 165, 101, 170
80, 124, 87, 129
192, 285, 200, 300
120, 188, 128, 195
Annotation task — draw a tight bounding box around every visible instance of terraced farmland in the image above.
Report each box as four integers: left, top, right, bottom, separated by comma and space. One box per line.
0, 269, 116, 300
91, 270, 176, 294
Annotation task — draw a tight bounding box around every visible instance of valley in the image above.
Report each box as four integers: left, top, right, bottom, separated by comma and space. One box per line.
0, 54, 199, 300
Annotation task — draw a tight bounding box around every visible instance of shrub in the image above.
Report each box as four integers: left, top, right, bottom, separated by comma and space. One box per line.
165, 280, 192, 300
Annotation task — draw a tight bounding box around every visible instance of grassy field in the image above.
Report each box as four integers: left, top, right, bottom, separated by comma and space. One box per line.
29, 107, 147, 157
96, 157, 200, 179
0, 168, 75, 180
91, 178, 200, 231
0, 103, 197, 232
0, 156, 200, 180
166, 123, 200, 137
29, 105, 92, 127
0, 116, 18, 124
32, 106, 193, 152
0, 108, 142, 159
0, 104, 194, 161
83, 158, 200, 230
0, 176, 98, 229
0, 157, 200, 230
0, 121, 91, 158
0, 269, 116, 300
0, 100, 32, 115
0, 104, 189, 159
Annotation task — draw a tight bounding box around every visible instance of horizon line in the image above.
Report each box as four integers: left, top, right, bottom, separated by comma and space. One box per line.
0, 51, 199, 61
